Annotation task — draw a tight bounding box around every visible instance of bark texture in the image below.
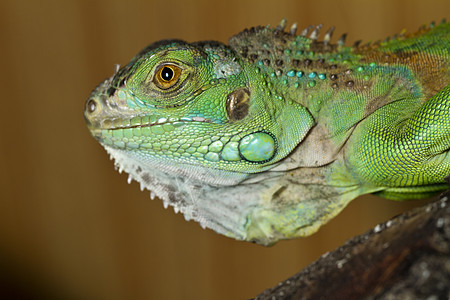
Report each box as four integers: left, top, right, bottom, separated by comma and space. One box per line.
255, 189, 450, 300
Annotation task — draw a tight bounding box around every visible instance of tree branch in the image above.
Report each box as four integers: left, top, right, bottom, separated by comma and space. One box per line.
255, 187, 450, 299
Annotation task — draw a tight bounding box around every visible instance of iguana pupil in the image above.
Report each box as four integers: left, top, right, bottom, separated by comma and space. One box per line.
161, 66, 173, 81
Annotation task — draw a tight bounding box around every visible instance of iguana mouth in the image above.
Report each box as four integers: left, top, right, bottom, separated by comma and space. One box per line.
100, 116, 214, 131
88, 116, 217, 145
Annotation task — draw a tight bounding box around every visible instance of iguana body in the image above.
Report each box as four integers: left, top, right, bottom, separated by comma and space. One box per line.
85, 21, 450, 245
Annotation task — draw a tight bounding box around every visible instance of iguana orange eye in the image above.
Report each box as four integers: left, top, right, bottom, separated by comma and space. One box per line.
153, 64, 182, 89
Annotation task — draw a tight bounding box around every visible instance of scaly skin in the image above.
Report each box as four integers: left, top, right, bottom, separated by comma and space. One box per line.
85, 21, 449, 245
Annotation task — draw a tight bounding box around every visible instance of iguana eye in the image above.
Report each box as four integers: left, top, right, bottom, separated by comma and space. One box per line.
153, 64, 182, 89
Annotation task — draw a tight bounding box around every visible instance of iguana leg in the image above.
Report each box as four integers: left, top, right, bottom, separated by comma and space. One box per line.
353, 84, 450, 199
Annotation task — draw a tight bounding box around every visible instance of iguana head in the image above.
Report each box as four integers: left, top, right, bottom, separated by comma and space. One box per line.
85, 29, 369, 245
84, 39, 319, 244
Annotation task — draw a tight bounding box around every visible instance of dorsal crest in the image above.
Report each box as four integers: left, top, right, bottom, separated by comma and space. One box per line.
229, 19, 447, 61
228, 19, 344, 62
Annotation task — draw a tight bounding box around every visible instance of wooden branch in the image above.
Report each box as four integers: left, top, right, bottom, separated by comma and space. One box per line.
255, 189, 450, 299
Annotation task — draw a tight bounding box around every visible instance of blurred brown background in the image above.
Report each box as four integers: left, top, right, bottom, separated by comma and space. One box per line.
0, 0, 448, 299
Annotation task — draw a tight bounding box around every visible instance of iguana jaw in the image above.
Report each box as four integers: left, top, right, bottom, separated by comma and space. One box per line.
102, 144, 253, 240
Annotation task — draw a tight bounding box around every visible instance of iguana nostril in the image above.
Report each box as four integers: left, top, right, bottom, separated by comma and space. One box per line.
87, 99, 97, 113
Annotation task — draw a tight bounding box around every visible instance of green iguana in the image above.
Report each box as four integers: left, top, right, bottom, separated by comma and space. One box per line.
85, 20, 449, 245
